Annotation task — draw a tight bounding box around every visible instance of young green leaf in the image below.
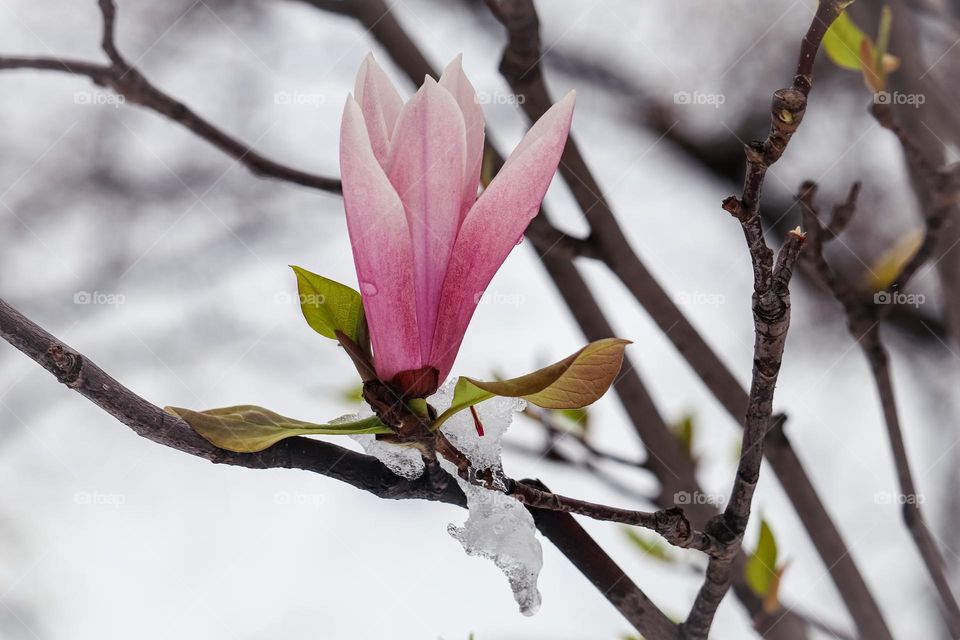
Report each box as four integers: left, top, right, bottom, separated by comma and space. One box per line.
558, 407, 590, 433
745, 519, 780, 597
340, 383, 365, 402
823, 6, 900, 92
434, 377, 495, 429
874, 5, 893, 77
623, 528, 674, 564
432, 338, 630, 429
823, 10, 868, 71
290, 266, 368, 347
867, 228, 923, 290
671, 413, 696, 459
165, 405, 391, 453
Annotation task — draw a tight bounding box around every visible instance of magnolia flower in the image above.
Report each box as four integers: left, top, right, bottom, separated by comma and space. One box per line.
341, 54, 574, 398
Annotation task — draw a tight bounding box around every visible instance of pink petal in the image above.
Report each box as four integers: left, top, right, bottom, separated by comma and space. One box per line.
354, 54, 404, 167
340, 96, 421, 381
439, 55, 485, 217
429, 91, 576, 381
386, 76, 467, 364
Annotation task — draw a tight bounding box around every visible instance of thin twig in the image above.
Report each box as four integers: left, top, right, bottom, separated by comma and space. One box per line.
0, 297, 459, 503
430, 429, 723, 556
481, 0, 887, 637
525, 478, 680, 640
0, 294, 679, 637
799, 175, 960, 638
0, 1, 882, 636
681, 2, 856, 637
482, 0, 750, 430
508, 481, 725, 555
0, 1, 341, 193
501, 438, 654, 504
522, 405, 650, 469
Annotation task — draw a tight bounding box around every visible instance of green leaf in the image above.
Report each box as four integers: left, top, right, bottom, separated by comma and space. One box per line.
867, 227, 923, 290
624, 528, 674, 563
875, 6, 892, 71
469, 338, 630, 407
823, 10, 868, 71
672, 413, 695, 459
558, 407, 590, 433
745, 519, 779, 597
165, 405, 391, 453
340, 383, 365, 403
290, 266, 367, 347
432, 338, 630, 429
435, 377, 495, 429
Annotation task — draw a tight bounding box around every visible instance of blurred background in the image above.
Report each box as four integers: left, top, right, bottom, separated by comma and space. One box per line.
1, 0, 959, 638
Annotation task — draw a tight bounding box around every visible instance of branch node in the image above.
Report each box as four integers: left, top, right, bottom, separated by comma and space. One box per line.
721, 196, 743, 219
45, 344, 83, 387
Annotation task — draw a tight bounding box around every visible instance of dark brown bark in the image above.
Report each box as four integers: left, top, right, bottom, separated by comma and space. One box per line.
800, 177, 960, 638
0, 294, 683, 639
682, 3, 863, 637
524, 479, 680, 640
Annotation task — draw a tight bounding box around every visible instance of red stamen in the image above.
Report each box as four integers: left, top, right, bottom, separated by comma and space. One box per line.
469, 405, 484, 437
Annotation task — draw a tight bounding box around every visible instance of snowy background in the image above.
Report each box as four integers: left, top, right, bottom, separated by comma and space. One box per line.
0, 0, 958, 638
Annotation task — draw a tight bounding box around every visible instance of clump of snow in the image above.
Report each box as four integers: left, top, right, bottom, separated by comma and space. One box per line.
436, 384, 526, 472
349, 421, 425, 480
349, 383, 543, 615
437, 455, 543, 615
432, 382, 542, 616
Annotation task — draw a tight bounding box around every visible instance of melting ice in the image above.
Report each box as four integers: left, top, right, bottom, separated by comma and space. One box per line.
351, 382, 543, 615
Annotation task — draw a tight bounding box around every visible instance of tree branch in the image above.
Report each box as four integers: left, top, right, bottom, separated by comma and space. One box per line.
682, 2, 857, 637
483, 0, 750, 429
0, 0, 895, 636
799, 177, 960, 638
682, 231, 805, 640
0, 297, 459, 503
295, 2, 822, 637
481, 1, 890, 637
525, 478, 680, 639
511, 484, 724, 555
0, 294, 684, 637
0, 1, 341, 193
431, 428, 722, 557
